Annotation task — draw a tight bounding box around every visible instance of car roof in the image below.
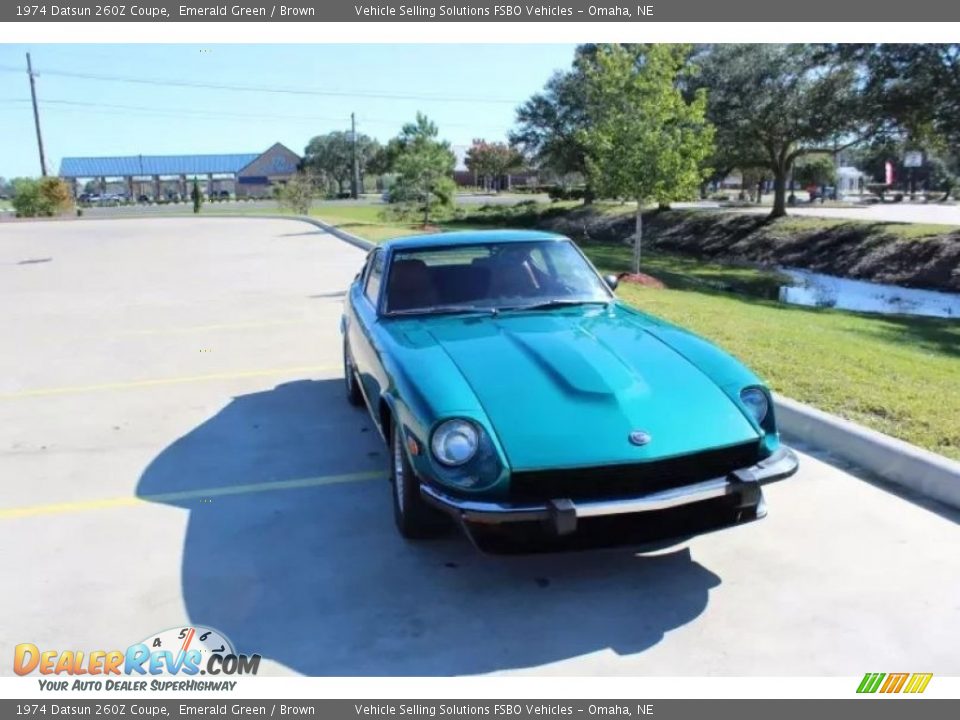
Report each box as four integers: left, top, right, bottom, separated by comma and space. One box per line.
382, 229, 570, 252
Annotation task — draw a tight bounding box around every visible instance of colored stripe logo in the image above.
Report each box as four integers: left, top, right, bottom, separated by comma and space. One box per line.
857, 672, 933, 694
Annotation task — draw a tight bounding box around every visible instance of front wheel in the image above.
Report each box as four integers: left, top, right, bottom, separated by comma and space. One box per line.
391, 423, 448, 539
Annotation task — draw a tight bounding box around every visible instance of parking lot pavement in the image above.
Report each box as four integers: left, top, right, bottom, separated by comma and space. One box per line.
1, 217, 958, 677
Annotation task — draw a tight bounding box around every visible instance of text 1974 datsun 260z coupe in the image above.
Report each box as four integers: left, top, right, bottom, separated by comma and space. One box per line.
341, 230, 798, 545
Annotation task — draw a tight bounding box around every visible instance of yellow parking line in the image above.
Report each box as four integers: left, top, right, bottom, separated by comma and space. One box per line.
0, 365, 341, 400
0, 470, 386, 520
127, 319, 316, 335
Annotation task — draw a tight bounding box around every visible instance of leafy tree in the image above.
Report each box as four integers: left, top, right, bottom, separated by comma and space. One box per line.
855, 44, 960, 148
579, 44, 714, 272
695, 44, 869, 218
510, 55, 594, 201
793, 154, 837, 189
276, 172, 317, 215
303, 131, 380, 195
386, 113, 456, 226
465, 139, 524, 191
365, 144, 393, 179
848, 44, 960, 200
12, 177, 73, 217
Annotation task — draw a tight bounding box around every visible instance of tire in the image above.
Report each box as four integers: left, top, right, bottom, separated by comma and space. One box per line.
343, 338, 363, 407
390, 423, 448, 539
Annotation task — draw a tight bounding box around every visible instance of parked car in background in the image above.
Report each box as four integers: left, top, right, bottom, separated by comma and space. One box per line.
341, 230, 798, 547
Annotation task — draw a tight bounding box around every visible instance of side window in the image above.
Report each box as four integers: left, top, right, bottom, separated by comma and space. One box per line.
357, 251, 374, 284
364, 250, 384, 306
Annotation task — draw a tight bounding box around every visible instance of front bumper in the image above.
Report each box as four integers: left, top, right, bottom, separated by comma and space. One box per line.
420, 446, 799, 536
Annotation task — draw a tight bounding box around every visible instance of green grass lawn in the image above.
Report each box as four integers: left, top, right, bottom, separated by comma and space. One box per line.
610, 283, 960, 461
767, 214, 960, 240
306, 203, 425, 242
581, 242, 791, 298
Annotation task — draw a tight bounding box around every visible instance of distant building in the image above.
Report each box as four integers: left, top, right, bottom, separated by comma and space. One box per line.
449, 143, 538, 190
59, 143, 301, 199
837, 165, 867, 195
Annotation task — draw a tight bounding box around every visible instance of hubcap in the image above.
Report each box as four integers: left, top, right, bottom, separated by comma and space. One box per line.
393, 432, 405, 515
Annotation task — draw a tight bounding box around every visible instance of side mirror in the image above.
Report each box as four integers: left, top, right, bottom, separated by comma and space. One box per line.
604, 274, 619, 291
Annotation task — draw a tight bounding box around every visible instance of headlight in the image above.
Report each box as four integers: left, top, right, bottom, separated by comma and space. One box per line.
430, 419, 480, 466
740, 388, 769, 424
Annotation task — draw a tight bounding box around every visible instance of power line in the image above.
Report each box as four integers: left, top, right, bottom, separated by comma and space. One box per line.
0, 64, 523, 105
0, 97, 513, 132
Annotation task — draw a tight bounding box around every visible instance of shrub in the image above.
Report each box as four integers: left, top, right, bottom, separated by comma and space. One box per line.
276, 172, 317, 215
548, 185, 587, 201
191, 180, 203, 214
12, 177, 74, 217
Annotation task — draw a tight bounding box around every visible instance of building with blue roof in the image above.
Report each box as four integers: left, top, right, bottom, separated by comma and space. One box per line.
59, 143, 301, 200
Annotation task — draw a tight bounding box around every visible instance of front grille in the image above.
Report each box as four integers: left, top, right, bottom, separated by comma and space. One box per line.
509, 442, 762, 502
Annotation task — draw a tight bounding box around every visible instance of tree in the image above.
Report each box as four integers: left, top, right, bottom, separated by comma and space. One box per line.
276, 172, 317, 215
191, 180, 203, 214
12, 177, 73, 217
793, 154, 837, 189
510, 57, 594, 201
852, 44, 960, 200
386, 113, 456, 226
579, 44, 714, 273
303, 131, 380, 195
856, 44, 960, 148
465, 139, 524, 190
695, 44, 870, 218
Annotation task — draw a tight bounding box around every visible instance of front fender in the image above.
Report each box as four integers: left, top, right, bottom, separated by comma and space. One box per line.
378, 322, 511, 496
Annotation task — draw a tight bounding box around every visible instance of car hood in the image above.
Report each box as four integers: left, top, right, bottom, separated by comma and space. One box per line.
390, 304, 761, 470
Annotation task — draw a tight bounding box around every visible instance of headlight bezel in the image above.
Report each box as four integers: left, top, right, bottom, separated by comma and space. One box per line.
740, 386, 770, 425
430, 418, 481, 467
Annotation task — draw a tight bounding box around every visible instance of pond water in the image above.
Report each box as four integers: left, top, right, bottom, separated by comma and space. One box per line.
779, 268, 960, 319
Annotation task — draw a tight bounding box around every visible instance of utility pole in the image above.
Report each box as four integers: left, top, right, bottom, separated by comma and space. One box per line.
26, 53, 48, 177
350, 112, 360, 199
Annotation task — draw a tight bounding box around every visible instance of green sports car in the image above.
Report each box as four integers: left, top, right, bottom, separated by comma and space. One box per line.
341, 230, 798, 544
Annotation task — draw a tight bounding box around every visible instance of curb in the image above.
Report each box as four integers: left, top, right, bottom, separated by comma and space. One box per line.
775, 394, 960, 509
283, 214, 375, 252
285, 214, 960, 511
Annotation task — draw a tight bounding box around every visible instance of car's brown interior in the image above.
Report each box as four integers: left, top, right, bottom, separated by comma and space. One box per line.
386, 253, 545, 311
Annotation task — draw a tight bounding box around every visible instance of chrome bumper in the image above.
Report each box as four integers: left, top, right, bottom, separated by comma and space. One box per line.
420, 446, 799, 535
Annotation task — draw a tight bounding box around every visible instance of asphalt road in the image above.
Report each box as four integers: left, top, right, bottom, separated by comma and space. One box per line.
0, 217, 957, 677
733, 200, 960, 226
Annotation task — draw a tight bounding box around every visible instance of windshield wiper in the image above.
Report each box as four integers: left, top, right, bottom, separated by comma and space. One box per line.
497, 299, 612, 313
387, 304, 495, 317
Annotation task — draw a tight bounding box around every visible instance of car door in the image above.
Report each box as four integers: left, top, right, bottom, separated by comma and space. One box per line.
347, 248, 387, 425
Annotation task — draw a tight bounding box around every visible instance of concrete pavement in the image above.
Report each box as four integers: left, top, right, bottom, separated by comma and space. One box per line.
0, 217, 957, 677
737, 200, 960, 226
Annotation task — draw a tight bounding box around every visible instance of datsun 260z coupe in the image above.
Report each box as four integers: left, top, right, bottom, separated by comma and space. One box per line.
341, 230, 798, 544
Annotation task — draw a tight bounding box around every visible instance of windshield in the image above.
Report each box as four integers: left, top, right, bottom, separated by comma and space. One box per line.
383, 240, 612, 315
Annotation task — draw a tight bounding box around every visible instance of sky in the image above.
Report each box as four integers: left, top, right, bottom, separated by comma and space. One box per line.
0, 44, 578, 179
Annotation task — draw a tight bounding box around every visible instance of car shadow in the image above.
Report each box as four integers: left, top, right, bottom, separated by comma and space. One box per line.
135, 378, 722, 676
